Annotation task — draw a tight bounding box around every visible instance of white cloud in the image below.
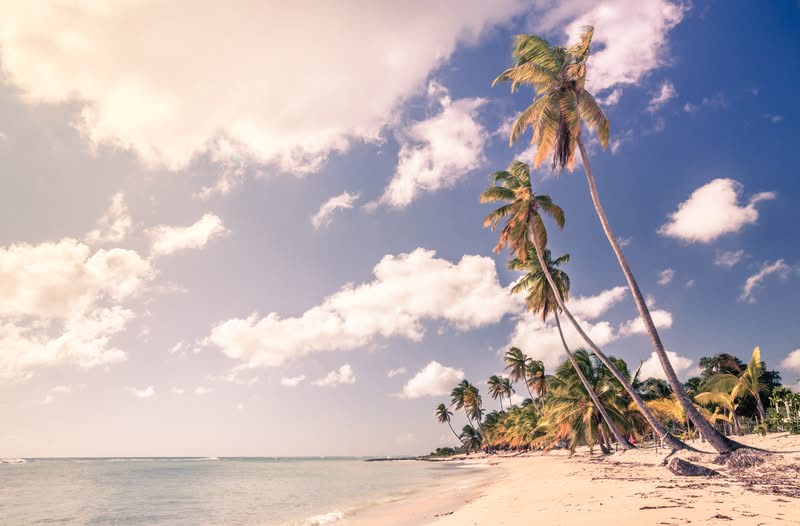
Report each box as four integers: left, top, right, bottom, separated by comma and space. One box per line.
0, 1, 528, 174
379, 82, 487, 208
168, 342, 185, 354
638, 351, 698, 381
0, 239, 152, 382
658, 179, 776, 243
311, 192, 360, 229
194, 386, 213, 395
617, 308, 673, 337
740, 260, 790, 304
399, 361, 464, 399
148, 213, 228, 257
539, 0, 685, 94
647, 81, 677, 112
280, 375, 306, 387
313, 364, 356, 387
598, 87, 623, 106
171, 387, 185, 395
127, 385, 156, 399
509, 313, 617, 371
85, 193, 132, 245
685, 279, 695, 288
714, 249, 745, 269
781, 349, 800, 372
387, 367, 407, 378
568, 286, 627, 319
683, 93, 729, 113
657, 268, 674, 286
205, 248, 517, 368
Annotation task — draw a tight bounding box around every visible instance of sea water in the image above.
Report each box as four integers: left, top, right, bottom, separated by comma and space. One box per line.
0, 457, 483, 525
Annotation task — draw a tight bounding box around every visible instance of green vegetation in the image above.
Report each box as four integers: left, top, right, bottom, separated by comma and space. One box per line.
434, 348, 792, 455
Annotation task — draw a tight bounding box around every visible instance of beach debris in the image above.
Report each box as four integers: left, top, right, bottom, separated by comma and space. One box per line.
667, 457, 720, 477
712, 449, 768, 471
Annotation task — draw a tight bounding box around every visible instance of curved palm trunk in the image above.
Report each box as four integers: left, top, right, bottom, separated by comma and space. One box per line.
754, 393, 767, 421
523, 377, 534, 401
576, 136, 741, 454
528, 215, 688, 451
499, 396, 505, 412
555, 312, 634, 450
446, 421, 463, 445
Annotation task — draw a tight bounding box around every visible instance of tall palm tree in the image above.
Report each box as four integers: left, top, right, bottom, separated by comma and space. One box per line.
504, 347, 534, 400
501, 376, 515, 407
509, 246, 633, 449
450, 381, 475, 428
487, 375, 507, 411
481, 160, 685, 450
704, 347, 769, 422
435, 403, 463, 444
494, 27, 739, 453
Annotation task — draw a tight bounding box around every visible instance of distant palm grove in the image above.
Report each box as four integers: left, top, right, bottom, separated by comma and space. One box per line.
433, 27, 800, 456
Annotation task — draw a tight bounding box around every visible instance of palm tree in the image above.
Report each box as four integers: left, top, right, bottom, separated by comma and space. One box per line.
504, 347, 534, 400
481, 160, 686, 450
526, 360, 547, 398
435, 403, 462, 444
509, 246, 633, 449
494, 27, 739, 453
450, 381, 475, 428
501, 376, 515, 408
536, 349, 631, 454
704, 347, 769, 423
460, 425, 482, 453
487, 375, 507, 411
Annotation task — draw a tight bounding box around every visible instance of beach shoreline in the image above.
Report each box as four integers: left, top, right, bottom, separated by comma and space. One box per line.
341, 433, 800, 525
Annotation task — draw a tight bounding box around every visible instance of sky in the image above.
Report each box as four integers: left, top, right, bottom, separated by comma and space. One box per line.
0, 0, 799, 457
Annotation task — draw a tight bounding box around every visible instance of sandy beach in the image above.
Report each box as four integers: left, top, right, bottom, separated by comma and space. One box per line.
342, 433, 800, 526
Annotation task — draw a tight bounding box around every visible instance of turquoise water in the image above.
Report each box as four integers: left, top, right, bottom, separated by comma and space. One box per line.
0, 457, 477, 525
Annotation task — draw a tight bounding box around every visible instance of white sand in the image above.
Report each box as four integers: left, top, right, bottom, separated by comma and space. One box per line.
345, 433, 800, 525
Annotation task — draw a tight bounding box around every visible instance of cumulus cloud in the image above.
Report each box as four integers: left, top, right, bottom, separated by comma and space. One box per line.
568, 286, 627, 319
647, 81, 677, 112
0, 239, 153, 381
714, 249, 745, 269
399, 361, 464, 399
658, 179, 776, 243
379, 82, 487, 208
148, 213, 228, 257
740, 260, 790, 304
204, 248, 517, 368
508, 286, 673, 370
280, 375, 306, 387
313, 364, 356, 387
85, 193, 132, 245
127, 385, 156, 399
538, 0, 685, 95
387, 367, 408, 378
311, 192, 360, 229
0, 1, 528, 174
617, 308, 673, 337
781, 349, 800, 372
657, 269, 674, 286
638, 351, 698, 381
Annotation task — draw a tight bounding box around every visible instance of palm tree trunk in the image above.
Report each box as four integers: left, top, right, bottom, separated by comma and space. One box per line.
523, 378, 534, 401
499, 396, 504, 412
755, 392, 767, 421
527, 213, 688, 451
576, 136, 741, 454
447, 421, 463, 445
555, 311, 634, 450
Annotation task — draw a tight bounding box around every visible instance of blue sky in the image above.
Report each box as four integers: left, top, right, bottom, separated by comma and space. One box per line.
0, 0, 798, 457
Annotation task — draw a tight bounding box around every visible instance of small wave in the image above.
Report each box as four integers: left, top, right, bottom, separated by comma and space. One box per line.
0, 458, 27, 464
305, 510, 345, 525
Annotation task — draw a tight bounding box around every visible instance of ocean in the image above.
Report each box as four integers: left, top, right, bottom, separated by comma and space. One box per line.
0, 457, 485, 525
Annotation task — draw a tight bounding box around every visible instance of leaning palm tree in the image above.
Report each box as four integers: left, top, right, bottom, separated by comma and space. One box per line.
487, 375, 507, 411
703, 347, 768, 424
481, 160, 685, 450
504, 347, 534, 400
494, 27, 739, 453
510, 246, 632, 449
450, 381, 474, 428
435, 403, 463, 444
460, 425, 482, 453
